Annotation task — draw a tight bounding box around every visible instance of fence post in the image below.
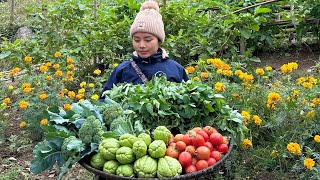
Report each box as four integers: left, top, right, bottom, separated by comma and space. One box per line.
10, 0, 14, 26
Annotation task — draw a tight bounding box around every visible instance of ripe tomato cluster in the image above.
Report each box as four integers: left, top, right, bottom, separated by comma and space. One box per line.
166, 126, 229, 174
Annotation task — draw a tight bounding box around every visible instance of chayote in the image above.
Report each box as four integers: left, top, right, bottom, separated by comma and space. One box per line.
157, 156, 182, 178
116, 147, 135, 164
148, 140, 166, 158
132, 140, 147, 158
98, 138, 120, 160
90, 153, 106, 170
138, 133, 152, 146
103, 160, 120, 174
119, 134, 138, 148
134, 155, 157, 178
152, 126, 172, 145
116, 164, 134, 177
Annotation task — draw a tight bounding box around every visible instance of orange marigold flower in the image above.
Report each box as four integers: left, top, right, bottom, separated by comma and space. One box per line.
314, 135, 320, 143
23, 87, 33, 94
45, 62, 52, 67
287, 142, 301, 155
76, 93, 85, 99
54, 51, 62, 57
3, 98, 11, 104
40, 119, 48, 125
68, 64, 75, 70
68, 91, 76, 98
9, 67, 21, 75
55, 70, 63, 77
20, 121, 27, 128
242, 138, 252, 149
63, 104, 72, 111
39, 93, 47, 100
252, 115, 262, 125
185, 66, 196, 74
19, 101, 29, 109
67, 71, 73, 77
22, 83, 31, 88
39, 65, 48, 73
67, 57, 74, 64
46, 76, 53, 81
304, 158, 315, 170
214, 82, 225, 92
53, 64, 60, 69
57, 91, 64, 98
24, 56, 32, 62
200, 72, 209, 79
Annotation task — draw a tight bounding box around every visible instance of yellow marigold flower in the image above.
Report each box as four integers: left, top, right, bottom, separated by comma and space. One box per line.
216, 69, 223, 74
40, 119, 48, 125
242, 138, 252, 149
53, 64, 60, 69
297, 77, 306, 85
287, 142, 301, 155
20, 121, 27, 128
185, 66, 195, 74
200, 72, 209, 79
252, 115, 262, 125
222, 70, 232, 76
93, 69, 101, 75
266, 102, 276, 109
243, 119, 248, 125
288, 62, 298, 70
308, 76, 317, 84
214, 82, 225, 92
57, 91, 64, 98
232, 93, 240, 99
268, 92, 281, 103
280, 64, 291, 74
54, 51, 62, 57
24, 56, 32, 62
304, 158, 315, 170
221, 63, 230, 70
88, 83, 95, 88
55, 70, 63, 77
241, 111, 251, 120
76, 93, 85, 99
3, 98, 11, 104
8, 85, 14, 90
39, 65, 48, 73
193, 77, 200, 82
22, 83, 31, 88
243, 74, 254, 82
68, 91, 76, 98
19, 101, 29, 109
9, 67, 21, 75
292, 90, 300, 99
212, 58, 223, 68
265, 66, 272, 71
255, 68, 265, 76
61, 78, 67, 83
66, 71, 73, 77
307, 110, 316, 119
45, 62, 52, 67
63, 104, 72, 111
80, 82, 86, 87
271, 150, 278, 158
46, 76, 53, 81
91, 94, 99, 100
206, 58, 214, 64
67, 57, 74, 64
78, 88, 85, 94
68, 76, 73, 81
234, 69, 243, 76
23, 87, 32, 94
68, 64, 75, 70
312, 98, 320, 106
39, 93, 47, 100
302, 82, 312, 89
113, 63, 119, 67
314, 135, 320, 143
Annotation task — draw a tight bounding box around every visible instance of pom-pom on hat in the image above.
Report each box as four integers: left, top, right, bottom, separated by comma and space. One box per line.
130, 1, 165, 43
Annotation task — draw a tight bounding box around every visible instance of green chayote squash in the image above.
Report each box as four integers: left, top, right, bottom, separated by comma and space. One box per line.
157, 156, 182, 178
90, 153, 106, 170
119, 134, 138, 148
103, 160, 120, 174
148, 140, 166, 158
99, 138, 120, 160
134, 155, 157, 178
116, 147, 135, 164
116, 165, 134, 177
132, 140, 147, 158
152, 126, 172, 145
138, 133, 152, 146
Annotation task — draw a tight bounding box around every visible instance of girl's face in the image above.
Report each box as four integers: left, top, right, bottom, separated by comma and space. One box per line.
132, 32, 160, 58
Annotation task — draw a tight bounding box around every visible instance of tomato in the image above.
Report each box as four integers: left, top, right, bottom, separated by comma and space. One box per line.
182, 134, 192, 145
191, 127, 202, 132
185, 165, 197, 174
185, 145, 196, 156
203, 126, 217, 136
169, 136, 175, 144
210, 150, 221, 161
178, 152, 192, 168
169, 142, 177, 148
217, 143, 229, 154
207, 157, 216, 166
187, 130, 197, 137
165, 146, 179, 159
192, 134, 205, 147
209, 132, 224, 146
222, 136, 229, 144
196, 130, 209, 141
195, 160, 208, 170
191, 157, 198, 165
176, 141, 187, 152
174, 134, 184, 142
203, 141, 214, 152
195, 146, 211, 160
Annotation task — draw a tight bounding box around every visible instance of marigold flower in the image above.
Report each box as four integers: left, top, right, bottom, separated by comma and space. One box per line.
23, 87, 32, 94
53, 64, 60, 69
287, 142, 301, 155
93, 69, 101, 75
55, 70, 63, 77
24, 56, 32, 62
80, 82, 86, 87
200, 72, 209, 79
234, 69, 243, 76
255, 68, 265, 76
232, 93, 240, 99
214, 82, 225, 92
265, 66, 272, 71
9, 67, 21, 75
185, 66, 195, 74
302, 82, 312, 89
193, 77, 200, 82
20, 121, 27, 128
40, 119, 48, 125
241, 111, 251, 121
267, 92, 281, 103
76, 93, 85, 99
67, 57, 74, 64
68, 91, 76, 98
297, 77, 306, 85
91, 94, 99, 100
206, 58, 214, 64
45, 62, 52, 67
3, 98, 11, 104
19, 101, 29, 109
216, 69, 223, 74
68, 76, 74, 81
306, 110, 316, 119
304, 158, 315, 170
308, 76, 317, 84
88, 83, 95, 88
292, 90, 300, 99
57, 91, 64, 98
66, 71, 73, 77
288, 62, 298, 70
54, 51, 62, 57
39, 93, 47, 100
212, 58, 223, 68
39, 65, 48, 73
78, 88, 85, 94
252, 115, 262, 125
242, 138, 252, 149
8, 85, 14, 90
314, 135, 320, 143
46, 76, 53, 81
271, 150, 278, 158
22, 83, 31, 88
222, 70, 232, 76
63, 104, 72, 111
68, 64, 75, 70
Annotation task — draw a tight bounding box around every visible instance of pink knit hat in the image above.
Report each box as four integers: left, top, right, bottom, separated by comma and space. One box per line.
130, 1, 165, 43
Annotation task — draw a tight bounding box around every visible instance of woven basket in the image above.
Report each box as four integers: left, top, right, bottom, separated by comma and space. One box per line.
79, 136, 234, 180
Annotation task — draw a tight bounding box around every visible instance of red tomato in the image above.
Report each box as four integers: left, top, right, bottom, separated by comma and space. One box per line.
182, 134, 192, 145
222, 136, 229, 144
196, 130, 209, 141
174, 134, 184, 142
191, 157, 198, 165
187, 130, 197, 138
217, 143, 229, 154
210, 150, 221, 161
178, 152, 192, 168
195, 160, 208, 170
209, 132, 224, 146
192, 134, 205, 147
203, 141, 214, 152
185, 165, 197, 174
192, 127, 202, 132
203, 126, 217, 136
195, 146, 211, 160
166, 146, 179, 159
169, 142, 177, 148
176, 141, 187, 152
207, 157, 216, 166
185, 145, 196, 156
169, 136, 175, 144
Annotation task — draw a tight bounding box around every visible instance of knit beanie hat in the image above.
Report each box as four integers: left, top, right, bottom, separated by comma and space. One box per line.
130, 1, 165, 43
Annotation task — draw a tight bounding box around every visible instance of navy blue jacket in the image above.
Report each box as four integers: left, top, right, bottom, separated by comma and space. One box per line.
100, 49, 189, 99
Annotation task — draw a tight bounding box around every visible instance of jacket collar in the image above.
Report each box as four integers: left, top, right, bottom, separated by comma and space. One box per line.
132, 48, 169, 64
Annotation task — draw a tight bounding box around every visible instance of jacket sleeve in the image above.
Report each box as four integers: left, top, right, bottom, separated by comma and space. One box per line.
99, 68, 118, 99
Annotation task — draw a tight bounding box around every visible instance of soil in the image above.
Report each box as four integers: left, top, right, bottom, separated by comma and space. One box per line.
0, 47, 319, 180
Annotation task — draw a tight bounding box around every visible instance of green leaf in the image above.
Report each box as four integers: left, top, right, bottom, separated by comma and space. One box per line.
254, 7, 271, 15
48, 111, 68, 124
71, 103, 83, 114
239, 28, 251, 39
0, 51, 11, 59
248, 24, 260, 31
78, 3, 86, 10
